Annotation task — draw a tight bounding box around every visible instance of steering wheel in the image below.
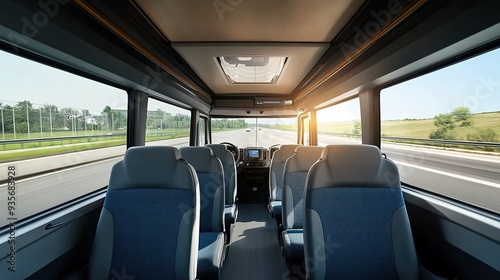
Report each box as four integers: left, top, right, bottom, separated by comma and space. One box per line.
220, 142, 240, 162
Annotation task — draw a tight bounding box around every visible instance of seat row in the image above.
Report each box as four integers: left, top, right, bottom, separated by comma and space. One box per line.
88, 144, 237, 280
270, 144, 421, 279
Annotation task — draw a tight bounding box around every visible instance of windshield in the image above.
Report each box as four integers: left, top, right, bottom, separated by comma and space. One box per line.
211, 118, 297, 147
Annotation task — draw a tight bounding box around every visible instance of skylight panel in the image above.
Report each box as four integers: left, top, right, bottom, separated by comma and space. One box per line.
218, 56, 288, 84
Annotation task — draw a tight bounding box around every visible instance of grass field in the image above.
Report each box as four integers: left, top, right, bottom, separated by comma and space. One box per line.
0, 140, 127, 163
317, 120, 361, 135
314, 112, 500, 152
0, 129, 190, 163
313, 112, 500, 141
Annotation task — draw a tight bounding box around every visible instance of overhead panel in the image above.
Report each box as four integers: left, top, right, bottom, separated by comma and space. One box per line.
134, 0, 364, 97
219, 56, 288, 84
134, 0, 364, 43
172, 43, 329, 95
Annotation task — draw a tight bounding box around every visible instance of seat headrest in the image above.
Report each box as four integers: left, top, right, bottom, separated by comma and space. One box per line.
308, 145, 400, 189
180, 146, 221, 173
285, 146, 323, 173
108, 146, 197, 190
273, 144, 302, 163
206, 144, 234, 162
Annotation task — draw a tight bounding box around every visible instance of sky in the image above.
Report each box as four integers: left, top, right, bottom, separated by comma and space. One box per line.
318, 48, 500, 121
0, 51, 127, 114
1, 47, 499, 121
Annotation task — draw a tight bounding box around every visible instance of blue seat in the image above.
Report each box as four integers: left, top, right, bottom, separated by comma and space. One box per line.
180, 146, 225, 280
268, 144, 301, 220
206, 144, 238, 243
304, 145, 419, 279
89, 146, 199, 280
281, 146, 323, 265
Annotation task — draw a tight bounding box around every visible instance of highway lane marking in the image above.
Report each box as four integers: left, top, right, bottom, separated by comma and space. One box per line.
0, 157, 121, 188
393, 160, 500, 189
0, 146, 126, 164
382, 143, 500, 164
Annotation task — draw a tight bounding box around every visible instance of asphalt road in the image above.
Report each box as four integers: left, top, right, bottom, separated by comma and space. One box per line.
1, 128, 499, 226
0, 138, 188, 226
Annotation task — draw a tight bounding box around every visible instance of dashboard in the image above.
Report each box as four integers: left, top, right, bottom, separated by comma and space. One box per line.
219, 143, 281, 203
233, 145, 280, 203
239, 147, 270, 168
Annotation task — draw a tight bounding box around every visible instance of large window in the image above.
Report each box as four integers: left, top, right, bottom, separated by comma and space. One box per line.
145, 98, 191, 147
381, 48, 500, 214
211, 117, 297, 148
316, 98, 362, 146
0, 51, 127, 226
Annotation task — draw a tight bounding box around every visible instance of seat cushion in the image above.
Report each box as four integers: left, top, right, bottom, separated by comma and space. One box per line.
198, 232, 225, 279
282, 229, 304, 264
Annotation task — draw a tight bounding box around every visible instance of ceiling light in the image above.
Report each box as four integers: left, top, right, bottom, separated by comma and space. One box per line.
218, 56, 288, 84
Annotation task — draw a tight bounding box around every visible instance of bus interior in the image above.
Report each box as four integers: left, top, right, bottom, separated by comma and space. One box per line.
0, 0, 500, 279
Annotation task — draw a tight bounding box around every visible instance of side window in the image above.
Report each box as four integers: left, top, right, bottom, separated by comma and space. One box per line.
316, 98, 362, 146
0, 50, 127, 226
380, 48, 500, 214
145, 98, 191, 147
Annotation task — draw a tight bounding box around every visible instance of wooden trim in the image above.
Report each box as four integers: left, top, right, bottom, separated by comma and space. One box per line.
73, 0, 211, 100
295, 0, 428, 101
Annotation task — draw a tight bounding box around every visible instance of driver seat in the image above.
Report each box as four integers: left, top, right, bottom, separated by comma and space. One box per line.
206, 144, 238, 244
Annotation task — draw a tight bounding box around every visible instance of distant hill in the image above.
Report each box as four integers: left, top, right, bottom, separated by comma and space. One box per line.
315, 111, 500, 141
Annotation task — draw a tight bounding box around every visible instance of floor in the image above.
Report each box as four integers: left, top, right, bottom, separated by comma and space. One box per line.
221, 204, 299, 280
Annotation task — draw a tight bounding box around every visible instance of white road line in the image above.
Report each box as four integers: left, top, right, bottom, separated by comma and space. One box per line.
394, 160, 500, 189
382, 142, 500, 163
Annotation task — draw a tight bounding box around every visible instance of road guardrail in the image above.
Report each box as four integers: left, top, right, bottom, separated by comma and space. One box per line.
319, 132, 500, 148
0, 132, 179, 150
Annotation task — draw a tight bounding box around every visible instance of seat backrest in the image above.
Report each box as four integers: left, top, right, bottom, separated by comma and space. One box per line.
282, 146, 323, 230
304, 145, 419, 280
206, 144, 237, 206
89, 146, 199, 280
269, 144, 301, 201
181, 146, 225, 233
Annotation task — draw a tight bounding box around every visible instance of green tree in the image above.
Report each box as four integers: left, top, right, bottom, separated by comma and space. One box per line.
14, 101, 36, 133
102, 106, 127, 131
429, 127, 455, 140
451, 106, 473, 127
1, 104, 14, 133
429, 106, 473, 140
352, 120, 361, 134
467, 129, 497, 142
433, 113, 455, 130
